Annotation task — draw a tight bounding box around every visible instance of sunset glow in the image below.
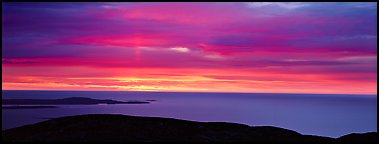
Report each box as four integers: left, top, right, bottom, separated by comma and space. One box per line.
2, 2, 377, 94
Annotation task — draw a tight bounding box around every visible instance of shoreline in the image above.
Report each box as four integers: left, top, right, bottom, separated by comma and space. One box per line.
2, 114, 377, 142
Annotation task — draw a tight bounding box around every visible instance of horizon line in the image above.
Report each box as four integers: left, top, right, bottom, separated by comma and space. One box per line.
2, 89, 377, 96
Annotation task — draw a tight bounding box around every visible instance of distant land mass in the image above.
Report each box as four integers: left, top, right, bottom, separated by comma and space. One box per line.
2, 97, 150, 105
2, 114, 377, 142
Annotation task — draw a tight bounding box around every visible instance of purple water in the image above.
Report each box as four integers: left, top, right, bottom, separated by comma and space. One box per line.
2, 90, 377, 138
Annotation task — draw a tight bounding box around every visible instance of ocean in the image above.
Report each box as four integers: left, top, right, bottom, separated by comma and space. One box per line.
2, 90, 377, 138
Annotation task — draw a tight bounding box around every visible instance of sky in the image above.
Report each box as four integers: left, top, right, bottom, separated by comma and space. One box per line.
2, 2, 377, 94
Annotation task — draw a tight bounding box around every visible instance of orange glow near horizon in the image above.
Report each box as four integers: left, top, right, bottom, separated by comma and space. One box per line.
2, 66, 376, 95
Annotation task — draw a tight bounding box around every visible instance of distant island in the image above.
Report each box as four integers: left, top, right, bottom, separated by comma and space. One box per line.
2, 97, 150, 105
2, 114, 376, 142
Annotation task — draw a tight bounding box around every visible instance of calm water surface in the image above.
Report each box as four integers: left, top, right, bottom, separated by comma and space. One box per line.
2, 90, 377, 138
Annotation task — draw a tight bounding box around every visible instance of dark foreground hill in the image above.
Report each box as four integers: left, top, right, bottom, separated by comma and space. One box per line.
2, 97, 149, 105
2, 114, 377, 142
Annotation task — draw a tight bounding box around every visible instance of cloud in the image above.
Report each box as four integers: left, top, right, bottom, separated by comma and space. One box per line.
169, 47, 190, 53
203, 54, 226, 61
337, 35, 377, 40
246, 2, 309, 9
348, 2, 377, 8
